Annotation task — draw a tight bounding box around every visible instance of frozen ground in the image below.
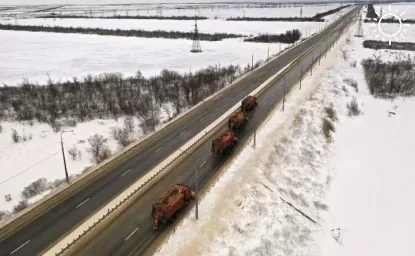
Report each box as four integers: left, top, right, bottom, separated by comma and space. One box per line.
2, 18, 321, 37
0, 3, 343, 20
154, 9, 415, 256
373, 3, 415, 19
0, 30, 283, 86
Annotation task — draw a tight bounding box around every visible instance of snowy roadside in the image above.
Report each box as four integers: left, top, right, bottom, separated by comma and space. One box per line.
154, 9, 415, 256
154, 17, 356, 256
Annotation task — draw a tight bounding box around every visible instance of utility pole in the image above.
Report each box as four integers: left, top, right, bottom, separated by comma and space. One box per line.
195, 163, 199, 220
319, 46, 321, 65
60, 129, 74, 184
282, 77, 286, 111
251, 48, 259, 71
300, 63, 303, 90
311, 54, 313, 75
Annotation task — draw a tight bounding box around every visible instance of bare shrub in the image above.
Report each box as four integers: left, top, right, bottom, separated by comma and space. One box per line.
50, 178, 66, 189
123, 116, 135, 133
67, 145, 79, 160
361, 56, 415, 98
13, 200, 29, 214
324, 104, 337, 121
111, 127, 132, 147
350, 60, 357, 67
63, 118, 77, 127
11, 129, 20, 143
51, 120, 62, 133
347, 97, 361, 116
0, 210, 10, 221
314, 201, 329, 211
21, 178, 49, 199
5, 194, 12, 202
343, 78, 358, 92
322, 118, 335, 142
87, 134, 111, 164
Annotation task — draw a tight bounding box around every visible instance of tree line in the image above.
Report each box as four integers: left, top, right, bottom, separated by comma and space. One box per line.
364, 18, 415, 24
312, 4, 351, 20
38, 14, 209, 20
226, 4, 350, 22
363, 40, 415, 52
366, 4, 378, 19
227, 17, 324, 22
0, 23, 242, 41
0, 65, 242, 134
245, 29, 301, 44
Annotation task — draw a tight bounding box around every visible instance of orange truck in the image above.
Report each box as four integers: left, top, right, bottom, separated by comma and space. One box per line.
151, 184, 196, 230
228, 110, 248, 130
241, 95, 258, 112
211, 130, 238, 156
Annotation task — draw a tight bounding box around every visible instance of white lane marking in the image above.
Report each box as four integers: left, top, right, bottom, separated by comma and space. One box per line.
121, 169, 132, 177
179, 130, 186, 136
154, 147, 162, 153
125, 227, 139, 241
200, 117, 205, 121
10, 240, 30, 254
263, 101, 268, 106
76, 198, 90, 209
199, 160, 207, 168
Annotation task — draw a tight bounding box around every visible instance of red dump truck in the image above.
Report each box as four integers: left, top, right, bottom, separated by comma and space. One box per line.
151, 184, 196, 230
211, 130, 238, 156
241, 95, 258, 112
228, 110, 248, 130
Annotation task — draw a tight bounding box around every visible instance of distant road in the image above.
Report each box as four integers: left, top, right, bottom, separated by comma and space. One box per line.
0, 6, 359, 256
70, 6, 360, 256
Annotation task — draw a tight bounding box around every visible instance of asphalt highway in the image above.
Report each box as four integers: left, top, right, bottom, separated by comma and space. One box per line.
0, 6, 359, 256
73, 7, 360, 256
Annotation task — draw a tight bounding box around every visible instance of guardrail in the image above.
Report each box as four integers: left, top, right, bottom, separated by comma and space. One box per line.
49, 6, 359, 256
152, 7, 360, 255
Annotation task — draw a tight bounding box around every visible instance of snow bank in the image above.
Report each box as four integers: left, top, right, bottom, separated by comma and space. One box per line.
318, 15, 415, 256
154, 17, 353, 256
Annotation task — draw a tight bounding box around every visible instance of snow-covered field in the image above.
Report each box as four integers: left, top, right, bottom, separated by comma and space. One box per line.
0, 30, 284, 86
58, 4, 337, 19
1, 3, 343, 20
2, 18, 321, 37
373, 3, 415, 19
154, 10, 415, 256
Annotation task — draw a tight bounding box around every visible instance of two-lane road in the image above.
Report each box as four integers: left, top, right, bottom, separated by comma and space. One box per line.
0, 6, 359, 256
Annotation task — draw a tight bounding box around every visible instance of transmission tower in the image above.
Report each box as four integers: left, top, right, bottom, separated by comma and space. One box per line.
355, 12, 363, 37
379, 6, 383, 17
300, 6, 303, 18
190, 19, 202, 53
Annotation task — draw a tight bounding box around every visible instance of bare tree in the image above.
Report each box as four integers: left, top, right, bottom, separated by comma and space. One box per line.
11, 129, 20, 143
86, 134, 111, 164
123, 116, 135, 133
68, 145, 79, 160
13, 200, 29, 213
136, 94, 161, 134
111, 127, 132, 147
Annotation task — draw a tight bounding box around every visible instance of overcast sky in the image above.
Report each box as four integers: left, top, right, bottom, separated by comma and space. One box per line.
2, 0, 346, 6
